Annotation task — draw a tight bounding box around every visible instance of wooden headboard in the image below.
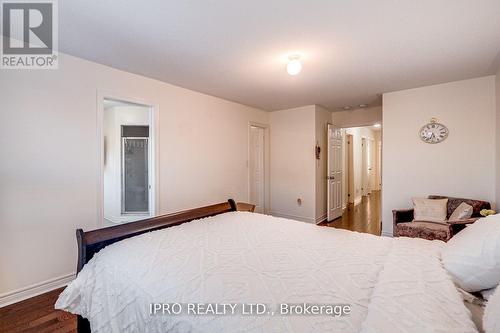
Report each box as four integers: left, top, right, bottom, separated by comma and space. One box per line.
75, 199, 255, 333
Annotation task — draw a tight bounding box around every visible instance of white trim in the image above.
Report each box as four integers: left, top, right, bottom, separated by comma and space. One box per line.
104, 214, 149, 224
0, 273, 75, 308
270, 211, 316, 224
247, 121, 270, 214
315, 213, 327, 224
96, 91, 160, 228
381, 230, 393, 237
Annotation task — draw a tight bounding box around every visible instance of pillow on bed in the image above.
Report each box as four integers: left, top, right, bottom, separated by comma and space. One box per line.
484, 283, 500, 333
442, 215, 500, 292
412, 197, 448, 222
481, 286, 497, 301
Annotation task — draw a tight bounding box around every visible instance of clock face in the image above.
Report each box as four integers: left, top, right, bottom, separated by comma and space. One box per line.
419, 122, 448, 144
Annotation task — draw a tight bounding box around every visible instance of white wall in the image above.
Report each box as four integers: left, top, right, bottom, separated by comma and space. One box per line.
0, 51, 269, 304
270, 106, 316, 222
269, 105, 331, 223
315, 106, 332, 222
103, 105, 150, 223
382, 76, 496, 236
332, 106, 382, 128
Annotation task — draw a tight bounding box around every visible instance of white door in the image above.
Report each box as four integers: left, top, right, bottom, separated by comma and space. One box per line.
249, 126, 265, 213
327, 124, 343, 221
361, 138, 367, 196
367, 139, 373, 192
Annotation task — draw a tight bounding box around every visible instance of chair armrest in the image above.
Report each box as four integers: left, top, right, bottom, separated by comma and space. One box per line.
392, 209, 414, 237
447, 217, 479, 225
392, 209, 414, 224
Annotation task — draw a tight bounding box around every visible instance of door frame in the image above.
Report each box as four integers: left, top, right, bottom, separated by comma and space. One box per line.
97, 91, 160, 228
346, 134, 354, 204
247, 122, 270, 214
361, 137, 367, 196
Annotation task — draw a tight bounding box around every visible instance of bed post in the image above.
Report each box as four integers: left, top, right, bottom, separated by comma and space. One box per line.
76, 228, 91, 332
76, 229, 86, 273
228, 199, 237, 211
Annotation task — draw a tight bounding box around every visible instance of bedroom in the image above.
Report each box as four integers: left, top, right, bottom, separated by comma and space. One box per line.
1, 1, 500, 332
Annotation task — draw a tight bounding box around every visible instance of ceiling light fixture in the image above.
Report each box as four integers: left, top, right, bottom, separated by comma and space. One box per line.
359, 104, 368, 108
373, 123, 381, 128
287, 55, 302, 76
343, 106, 351, 110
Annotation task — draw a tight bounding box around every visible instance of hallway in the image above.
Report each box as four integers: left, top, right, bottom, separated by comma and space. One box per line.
321, 190, 381, 236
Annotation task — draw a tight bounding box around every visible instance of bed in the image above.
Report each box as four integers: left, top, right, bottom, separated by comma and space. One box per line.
56, 199, 478, 332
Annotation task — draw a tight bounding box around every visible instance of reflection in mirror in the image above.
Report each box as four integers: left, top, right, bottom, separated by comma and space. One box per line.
103, 98, 152, 225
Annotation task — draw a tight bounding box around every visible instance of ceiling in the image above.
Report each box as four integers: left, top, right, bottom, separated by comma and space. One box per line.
59, 0, 500, 111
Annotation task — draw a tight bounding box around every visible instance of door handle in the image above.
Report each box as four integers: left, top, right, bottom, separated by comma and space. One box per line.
327, 176, 335, 180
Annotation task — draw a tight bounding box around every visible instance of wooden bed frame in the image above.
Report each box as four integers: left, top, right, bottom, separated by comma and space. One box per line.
75, 199, 255, 333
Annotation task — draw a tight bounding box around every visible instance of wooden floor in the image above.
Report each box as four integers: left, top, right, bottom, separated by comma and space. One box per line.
321, 190, 382, 236
1, 192, 381, 332
0, 288, 76, 333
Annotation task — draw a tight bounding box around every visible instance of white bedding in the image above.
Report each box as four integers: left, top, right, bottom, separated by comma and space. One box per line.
56, 212, 477, 332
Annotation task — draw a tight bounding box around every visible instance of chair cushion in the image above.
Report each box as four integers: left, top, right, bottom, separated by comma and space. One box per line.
396, 221, 452, 242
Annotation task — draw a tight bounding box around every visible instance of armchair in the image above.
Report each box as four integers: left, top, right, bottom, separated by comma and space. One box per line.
393, 195, 491, 241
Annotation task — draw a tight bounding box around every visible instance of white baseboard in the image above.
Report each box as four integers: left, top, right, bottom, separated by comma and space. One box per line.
315, 213, 327, 224
0, 273, 75, 308
270, 211, 316, 224
381, 230, 393, 237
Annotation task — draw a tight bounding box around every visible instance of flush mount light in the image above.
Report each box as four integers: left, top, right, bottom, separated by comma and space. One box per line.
359, 104, 368, 108
287, 55, 302, 75
343, 106, 351, 110
373, 123, 381, 128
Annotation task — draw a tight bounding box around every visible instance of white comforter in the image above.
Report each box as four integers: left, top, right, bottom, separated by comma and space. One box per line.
56, 212, 476, 332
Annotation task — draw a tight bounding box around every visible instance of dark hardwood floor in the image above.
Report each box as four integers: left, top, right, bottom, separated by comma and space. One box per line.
0, 288, 76, 333
1, 192, 381, 332
321, 190, 382, 236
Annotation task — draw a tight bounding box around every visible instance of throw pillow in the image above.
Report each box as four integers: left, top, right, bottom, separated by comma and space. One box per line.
449, 202, 473, 221
412, 197, 448, 222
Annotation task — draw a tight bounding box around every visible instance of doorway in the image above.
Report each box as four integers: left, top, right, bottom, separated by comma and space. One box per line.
248, 123, 269, 213
101, 97, 157, 225
336, 124, 382, 234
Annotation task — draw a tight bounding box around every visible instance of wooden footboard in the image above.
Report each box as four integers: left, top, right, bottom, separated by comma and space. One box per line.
75, 199, 255, 333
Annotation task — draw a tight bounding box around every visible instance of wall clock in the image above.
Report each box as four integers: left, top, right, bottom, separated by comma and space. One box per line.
419, 118, 448, 144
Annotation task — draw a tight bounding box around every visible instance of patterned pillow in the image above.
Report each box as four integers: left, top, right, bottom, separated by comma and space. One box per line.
449, 202, 473, 221
412, 197, 448, 222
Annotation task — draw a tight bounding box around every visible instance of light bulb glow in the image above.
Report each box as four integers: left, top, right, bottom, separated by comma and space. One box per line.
287, 56, 302, 75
